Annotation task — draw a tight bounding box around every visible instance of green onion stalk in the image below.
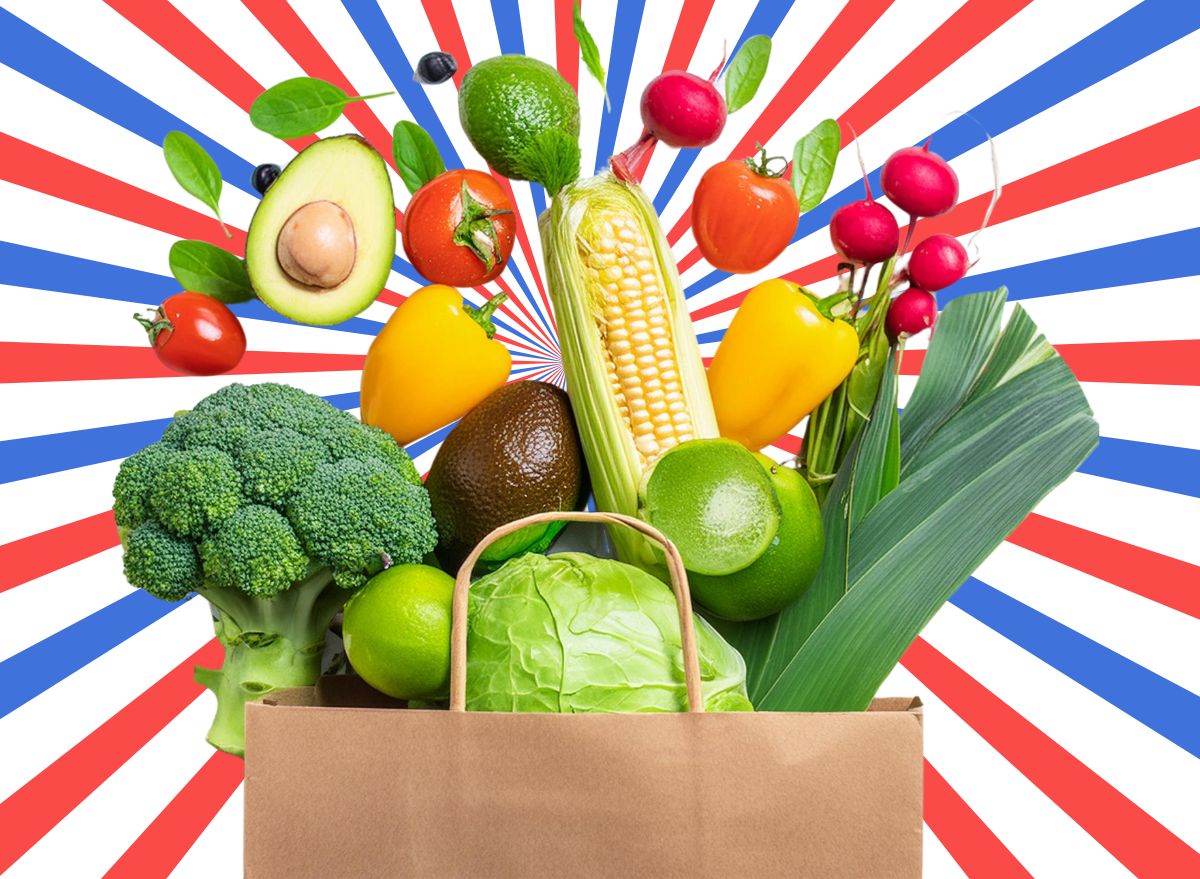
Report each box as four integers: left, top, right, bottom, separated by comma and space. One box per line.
801, 257, 898, 504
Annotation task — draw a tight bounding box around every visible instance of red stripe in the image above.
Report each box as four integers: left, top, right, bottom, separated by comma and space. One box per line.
102, 749, 244, 878
900, 340, 1200, 386
554, 0, 580, 90
0, 343, 367, 383
102, 0, 315, 152
629, 0, 716, 182
839, 0, 1034, 144
902, 638, 1200, 877
770, 433, 803, 456
0, 640, 224, 873
0, 512, 118, 594
665, 0, 896, 249
241, 0, 397, 174
420, 0, 472, 88
414, 10, 557, 347
0, 133, 242, 251
924, 760, 1033, 878
693, 108, 1200, 322
1008, 513, 1200, 619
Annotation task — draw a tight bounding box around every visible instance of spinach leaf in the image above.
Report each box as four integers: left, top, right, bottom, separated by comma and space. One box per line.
392, 121, 446, 194
574, 2, 610, 111
250, 77, 393, 139
725, 35, 771, 113
168, 240, 255, 303
791, 119, 840, 211
163, 131, 229, 237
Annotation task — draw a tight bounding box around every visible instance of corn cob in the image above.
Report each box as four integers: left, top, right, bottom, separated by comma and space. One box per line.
540, 173, 718, 567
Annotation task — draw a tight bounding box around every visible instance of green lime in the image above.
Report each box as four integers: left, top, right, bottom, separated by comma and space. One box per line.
642, 439, 781, 576
458, 55, 580, 180
691, 454, 824, 621
342, 564, 454, 701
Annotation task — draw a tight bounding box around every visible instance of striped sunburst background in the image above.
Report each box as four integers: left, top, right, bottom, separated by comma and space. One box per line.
0, 1, 1197, 875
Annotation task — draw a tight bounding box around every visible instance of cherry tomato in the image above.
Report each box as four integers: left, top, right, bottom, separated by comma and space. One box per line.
692, 153, 799, 274
135, 292, 246, 375
402, 169, 515, 286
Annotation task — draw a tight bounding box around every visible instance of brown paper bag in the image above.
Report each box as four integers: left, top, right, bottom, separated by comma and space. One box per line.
245, 512, 924, 878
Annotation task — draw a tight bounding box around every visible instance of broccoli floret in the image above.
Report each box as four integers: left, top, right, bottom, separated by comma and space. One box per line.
288, 457, 437, 589
123, 522, 201, 600
110, 381, 434, 757
236, 428, 328, 508
112, 443, 174, 530
319, 421, 422, 487
200, 505, 310, 596
149, 448, 242, 538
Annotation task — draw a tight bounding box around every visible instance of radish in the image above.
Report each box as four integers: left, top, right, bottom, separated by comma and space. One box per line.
881, 144, 958, 218
611, 65, 726, 182
886, 287, 937, 341
907, 233, 968, 291
829, 199, 899, 265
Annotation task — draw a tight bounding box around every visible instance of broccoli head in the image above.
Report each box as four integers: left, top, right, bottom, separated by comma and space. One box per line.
111, 382, 437, 756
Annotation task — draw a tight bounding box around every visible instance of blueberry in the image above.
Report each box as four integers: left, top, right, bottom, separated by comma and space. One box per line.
252, 163, 281, 195
415, 52, 457, 85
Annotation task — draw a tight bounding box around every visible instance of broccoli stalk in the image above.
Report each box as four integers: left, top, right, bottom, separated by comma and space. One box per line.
194, 567, 342, 756
113, 383, 437, 757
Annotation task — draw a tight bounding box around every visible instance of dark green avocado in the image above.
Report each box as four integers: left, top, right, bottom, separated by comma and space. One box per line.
427, 381, 585, 571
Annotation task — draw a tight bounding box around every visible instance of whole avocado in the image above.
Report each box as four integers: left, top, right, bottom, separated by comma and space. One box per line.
427, 381, 585, 570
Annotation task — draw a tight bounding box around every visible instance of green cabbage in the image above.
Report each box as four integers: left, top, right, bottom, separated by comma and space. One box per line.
467, 552, 753, 712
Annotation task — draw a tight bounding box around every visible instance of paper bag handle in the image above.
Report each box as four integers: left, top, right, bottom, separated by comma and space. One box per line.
450, 511, 705, 713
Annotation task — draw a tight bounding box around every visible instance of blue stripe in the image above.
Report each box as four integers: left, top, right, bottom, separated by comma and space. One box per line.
0, 242, 384, 336
1080, 437, 1200, 498
952, 577, 1200, 758
0, 591, 185, 719
481, 1, 558, 343
942, 229, 1200, 305
683, 0, 1200, 298
651, 0, 795, 213
692, 229, 1200, 344
0, 392, 363, 484
340, 0, 466, 170
592, 0, 647, 173
0, 9, 257, 197
405, 421, 456, 459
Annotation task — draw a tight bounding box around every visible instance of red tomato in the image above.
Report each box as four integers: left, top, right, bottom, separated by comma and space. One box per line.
692, 158, 799, 274
402, 169, 515, 286
136, 292, 246, 375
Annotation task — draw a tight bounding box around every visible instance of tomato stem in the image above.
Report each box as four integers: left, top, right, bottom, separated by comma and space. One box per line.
452, 181, 512, 271
743, 143, 788, 179
133, 309, 173, 345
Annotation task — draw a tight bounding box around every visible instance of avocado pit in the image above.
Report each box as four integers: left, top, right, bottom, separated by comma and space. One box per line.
276, 200, 357, 289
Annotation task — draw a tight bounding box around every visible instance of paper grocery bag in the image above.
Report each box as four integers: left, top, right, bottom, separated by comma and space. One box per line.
245, 512, 924, 878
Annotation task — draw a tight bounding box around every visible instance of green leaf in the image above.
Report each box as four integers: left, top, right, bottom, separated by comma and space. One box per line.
250, 77, 393, 139
791, 119, 840, 210
514, 128, 582, 197
162, 131, 228, 237
168, 240, 255, 304
574, 2, 609, 111
392, 121, 446, 194
725, 35, 771, 113
747, 291, 1098, 711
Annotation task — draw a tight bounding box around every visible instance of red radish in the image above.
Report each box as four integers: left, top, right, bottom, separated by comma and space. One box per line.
886, 287, 938, 341
908, 233, 968, 290
829, 200, 900, 264
611, 64, 726, 182
881, 144, 958, 217
641, 72, 726, 147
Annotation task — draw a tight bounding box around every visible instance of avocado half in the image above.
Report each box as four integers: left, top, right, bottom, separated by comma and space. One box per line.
246, 135, 395, 326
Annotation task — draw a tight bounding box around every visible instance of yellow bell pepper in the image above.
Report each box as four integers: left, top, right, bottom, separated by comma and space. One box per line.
707, 279, 858, 451
361, 285, 511, 445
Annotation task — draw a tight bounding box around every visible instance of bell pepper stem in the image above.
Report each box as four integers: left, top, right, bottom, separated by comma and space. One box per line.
468, 291, 508, 340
